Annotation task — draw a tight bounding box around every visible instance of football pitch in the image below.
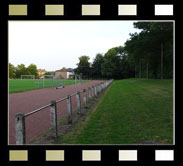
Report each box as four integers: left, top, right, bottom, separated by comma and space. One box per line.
9, 79, 88, 93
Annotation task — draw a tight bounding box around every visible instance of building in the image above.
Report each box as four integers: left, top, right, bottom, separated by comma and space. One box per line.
38, 69, 46, 76
55, 67, 74, 79
67, 68, 75, 79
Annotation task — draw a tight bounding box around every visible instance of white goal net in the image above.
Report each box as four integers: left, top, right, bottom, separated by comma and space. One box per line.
43, 75, 54, 88
21, 75, 35, 80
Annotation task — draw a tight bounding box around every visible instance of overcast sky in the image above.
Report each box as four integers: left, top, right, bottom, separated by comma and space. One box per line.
9, 21, 141, 71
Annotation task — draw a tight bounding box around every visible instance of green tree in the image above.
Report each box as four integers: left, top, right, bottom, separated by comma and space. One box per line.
15, 64, 27, 78
125, 22, 173, 79
91, 53, 104, 78
27, 64, 39, 78
44, 72, 52, 75
101, 46, 129, 79
9, 63, 15, 79
75, 56, 91, 78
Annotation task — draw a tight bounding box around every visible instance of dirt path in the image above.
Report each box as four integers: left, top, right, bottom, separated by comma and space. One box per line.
9, 80, 103, 144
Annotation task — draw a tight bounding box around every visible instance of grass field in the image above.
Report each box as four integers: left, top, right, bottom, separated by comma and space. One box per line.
59, 78, 173, 144
9, 79, 88, 93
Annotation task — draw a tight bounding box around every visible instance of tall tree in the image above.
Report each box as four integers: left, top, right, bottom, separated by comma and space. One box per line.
27, 64, 39, 78
14, 64, 27, 78
125, 22, 173, 79
101, 47, 121, 78
101, 46, 133, 79
91, 53, 104, 78
75, 56, 91, 78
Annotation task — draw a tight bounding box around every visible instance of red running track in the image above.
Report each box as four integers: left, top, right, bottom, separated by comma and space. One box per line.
9, 80, 103, 144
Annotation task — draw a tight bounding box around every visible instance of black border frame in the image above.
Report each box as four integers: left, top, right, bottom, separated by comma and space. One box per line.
0, 0, 181, 166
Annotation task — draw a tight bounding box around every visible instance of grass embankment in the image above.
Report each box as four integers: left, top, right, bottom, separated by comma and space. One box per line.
9, 79, 89, 93
59, 79, 173, 144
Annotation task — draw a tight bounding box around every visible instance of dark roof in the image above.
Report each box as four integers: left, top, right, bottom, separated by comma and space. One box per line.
67, 68, 74, 72
55, 67, 67, 72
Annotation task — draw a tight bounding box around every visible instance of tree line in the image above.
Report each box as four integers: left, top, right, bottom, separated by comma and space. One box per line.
9, 63, 39, 79
9, 22, 173, 80
74, 22, 173, 79
9, 63, 53, 79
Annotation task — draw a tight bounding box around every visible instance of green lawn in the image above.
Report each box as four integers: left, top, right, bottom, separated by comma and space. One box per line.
60, 78, 173, 144
9, 79, 89, 93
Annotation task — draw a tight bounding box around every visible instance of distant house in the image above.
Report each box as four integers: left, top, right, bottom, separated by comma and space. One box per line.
38, 69, 46, 76
55, 67, 74, 79
67, 68, 75, 79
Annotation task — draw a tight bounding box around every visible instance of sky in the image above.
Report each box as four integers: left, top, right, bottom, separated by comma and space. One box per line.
9, 21, 141, 71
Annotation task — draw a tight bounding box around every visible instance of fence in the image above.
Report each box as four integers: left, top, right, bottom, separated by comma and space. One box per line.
15, 79, 114, 144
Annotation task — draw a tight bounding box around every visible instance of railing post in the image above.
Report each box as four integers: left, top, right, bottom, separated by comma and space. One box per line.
92, 86, 94, 97
91, 86, 93, 97
50, 100, 58, 138
100, 84, 102, 92
76, 91, 81, 114
88, 87, 91, 100
15, 113, 26, 144
66, 95, 72, 123
83, 89, 87, 107
94, 86, 97, 97
97, 85, 100, 93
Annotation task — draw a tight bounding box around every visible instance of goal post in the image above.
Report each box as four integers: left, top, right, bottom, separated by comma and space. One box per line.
43, 75, 54, 88
53, 77, 65, 87
75, 74, 82, 84
21, 75, 35, 80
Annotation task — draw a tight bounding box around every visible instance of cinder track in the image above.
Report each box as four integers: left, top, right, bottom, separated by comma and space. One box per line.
9, 80, 103, 144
